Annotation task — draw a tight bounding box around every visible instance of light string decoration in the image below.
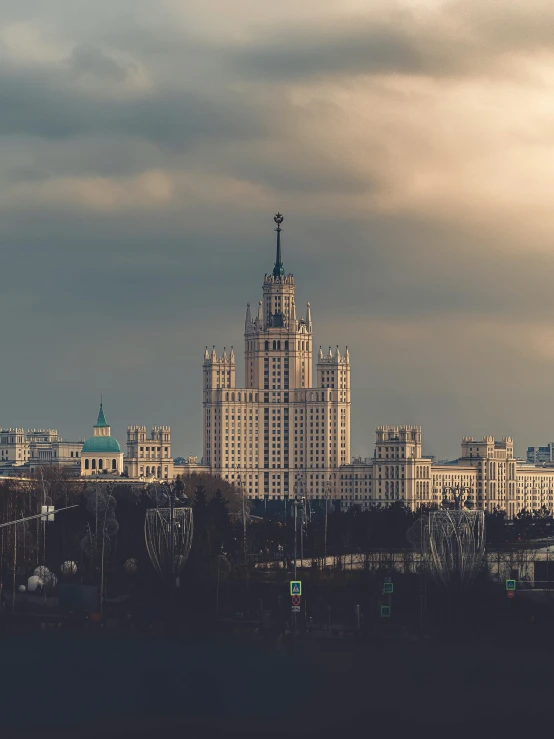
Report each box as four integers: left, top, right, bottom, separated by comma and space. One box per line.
144, 483, 193, 586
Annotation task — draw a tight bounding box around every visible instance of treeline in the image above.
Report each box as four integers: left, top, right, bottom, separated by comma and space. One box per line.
1, 468, 553, 599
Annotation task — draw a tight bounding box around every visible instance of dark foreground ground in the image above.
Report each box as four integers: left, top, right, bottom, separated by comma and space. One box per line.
1, 627, 553, 739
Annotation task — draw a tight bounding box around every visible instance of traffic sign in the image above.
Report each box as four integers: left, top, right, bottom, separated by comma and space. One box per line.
380, 605, 391, 618
506, 579, 516, 591
384, 576, 392, 583
507, 591, 515, 599
291, 595, 301, 606
383, 582, 394, 594
290, 580, 302, 596
292, 605, 301, 613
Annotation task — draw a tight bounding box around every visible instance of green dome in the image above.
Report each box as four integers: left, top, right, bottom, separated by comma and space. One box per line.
81, 436, 121, 454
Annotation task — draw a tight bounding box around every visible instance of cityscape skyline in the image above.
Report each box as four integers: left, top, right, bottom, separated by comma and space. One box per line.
2, 1, 554, 461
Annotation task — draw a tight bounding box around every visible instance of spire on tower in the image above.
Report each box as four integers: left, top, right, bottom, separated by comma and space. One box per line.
245, 303, 251, 323
306, 302, 311, 323
257, 300, 263, 321
211, 346, 216, 361
328, 346, 333, 359
335, 345, 341, 360
95, 401, 108, 428
318, 346, 323, 360
204, 346, 209, 360
223, 347, 227, 360
272, 212, 284, 278
230, 346, 235, 362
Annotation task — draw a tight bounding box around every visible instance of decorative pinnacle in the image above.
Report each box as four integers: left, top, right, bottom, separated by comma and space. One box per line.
273, 212, 284, 278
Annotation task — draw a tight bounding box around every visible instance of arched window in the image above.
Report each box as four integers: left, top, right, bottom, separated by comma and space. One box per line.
85, 459, 89, 470
112, 458, 117, 470
158, 466, 161, 478
249, 393, 252, 402
146, 466, 150, 476
321, 392, 324, 401
238, 393, 241, 401
231, 392, 235, 401
255, 393, 258, 401
98, 459, 103, 469
225, 392, 229, 401
285, 340, 289, 350
277, 340, 281, 350
265, 341, 269, 350
273, 340, 277, 350
92, 459, 96, 470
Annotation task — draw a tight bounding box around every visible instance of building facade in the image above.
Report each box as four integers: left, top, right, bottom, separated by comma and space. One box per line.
0, 427, 83, 475
203, 213, 351, 501
338, 426, 554, 518
527, 443, 554, 465
125, 425, 174, 480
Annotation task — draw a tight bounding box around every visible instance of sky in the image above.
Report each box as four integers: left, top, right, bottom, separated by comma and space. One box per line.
2, 0, 554, 461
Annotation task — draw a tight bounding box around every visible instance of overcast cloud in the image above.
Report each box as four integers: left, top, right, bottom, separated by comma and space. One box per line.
1, 0, 554, 461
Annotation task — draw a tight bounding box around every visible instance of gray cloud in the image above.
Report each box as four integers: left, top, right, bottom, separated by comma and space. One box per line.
67, 43, 132, 82
0, 61, 265, 147
0, 0, 553, 463
229, 2, 554, 82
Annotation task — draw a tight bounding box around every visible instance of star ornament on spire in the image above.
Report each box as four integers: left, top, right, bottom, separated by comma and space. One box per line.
274, 212, 284, 229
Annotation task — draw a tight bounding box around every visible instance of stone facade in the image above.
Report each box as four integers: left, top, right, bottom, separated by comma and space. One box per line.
339, 426, 554, 517
124, 425, 174, 480
203, 214, 351, 501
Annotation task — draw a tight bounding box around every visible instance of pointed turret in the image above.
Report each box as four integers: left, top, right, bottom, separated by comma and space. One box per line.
335, 345, 341, 360
345, 346, 350, 362
95, 402, 108, 429
318, 346, 324, 360
257, 300, 263, 321
223, 347, 227, 361
230, 346, 235, 362
272, 213, 284, 278
306, 302, 311, 324
211, 346, 217, 361
245, 303, 251, 323
328, 346, 333, 359
204, 346, 210, 361
290, 299, 296, 322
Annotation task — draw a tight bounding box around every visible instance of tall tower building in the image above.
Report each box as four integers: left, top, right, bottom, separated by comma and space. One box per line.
203, 214, 351, 501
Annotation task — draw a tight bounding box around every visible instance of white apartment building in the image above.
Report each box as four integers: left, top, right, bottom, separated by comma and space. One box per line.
0, 427, 83, 475
339, 426, 554, 517
203, 213, 351, 501
125, 425, 174, 480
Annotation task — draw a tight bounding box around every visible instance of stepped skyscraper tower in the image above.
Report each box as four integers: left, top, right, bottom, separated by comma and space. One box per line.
203, 214, 351, 501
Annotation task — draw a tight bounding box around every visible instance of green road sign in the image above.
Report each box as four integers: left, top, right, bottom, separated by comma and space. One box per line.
290, 580, 302, 596
380, 605, 391, 618
383, 582, 394, 594
506, 579, 516, 591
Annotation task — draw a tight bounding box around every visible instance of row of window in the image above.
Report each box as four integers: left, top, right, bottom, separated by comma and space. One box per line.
84, 458, 118, 470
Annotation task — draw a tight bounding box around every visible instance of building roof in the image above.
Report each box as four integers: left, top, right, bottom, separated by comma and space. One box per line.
94, 403, 108, 428
81, 436, 121, 454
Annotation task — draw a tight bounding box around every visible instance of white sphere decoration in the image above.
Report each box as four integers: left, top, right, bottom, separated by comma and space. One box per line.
33, 566, 57, 588
18, 585, 26, 593
61, 561, 78, 576
27, 575, 43, 592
